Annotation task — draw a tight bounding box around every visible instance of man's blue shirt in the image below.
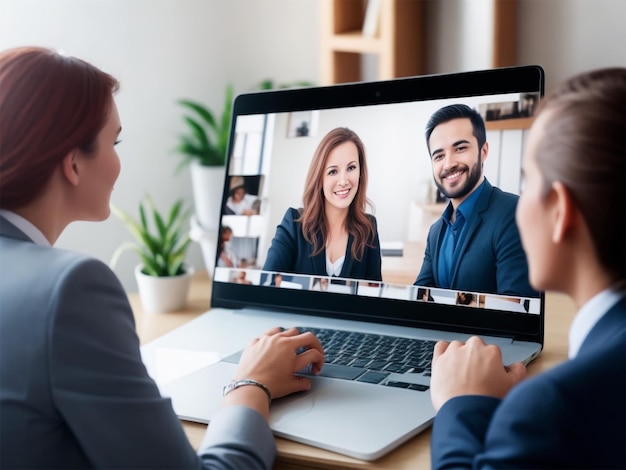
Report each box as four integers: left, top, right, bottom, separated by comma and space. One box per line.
437, 179, 486, 288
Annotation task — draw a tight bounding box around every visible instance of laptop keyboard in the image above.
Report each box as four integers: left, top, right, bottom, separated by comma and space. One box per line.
296, 327, 436, 392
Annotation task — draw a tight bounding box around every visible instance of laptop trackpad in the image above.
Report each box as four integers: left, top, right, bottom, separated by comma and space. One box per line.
269, 378, 435, 460
160, 361, 239, 423
269, 376, 334, 422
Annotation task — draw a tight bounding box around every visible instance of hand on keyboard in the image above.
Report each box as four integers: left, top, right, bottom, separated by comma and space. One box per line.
234, 326, 325, 401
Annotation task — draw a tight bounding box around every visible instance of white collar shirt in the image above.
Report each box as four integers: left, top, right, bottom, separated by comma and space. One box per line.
568, 285, 625, 359
0, 209, 51, 247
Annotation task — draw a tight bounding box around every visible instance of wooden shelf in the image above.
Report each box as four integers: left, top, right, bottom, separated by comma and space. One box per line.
485, 117, 534, 131
320, 0, 518, 85
320, 0, 426, 84
328, 31, 383, 54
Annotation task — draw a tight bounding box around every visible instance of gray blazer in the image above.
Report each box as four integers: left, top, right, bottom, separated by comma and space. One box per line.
0, 216, 275, 469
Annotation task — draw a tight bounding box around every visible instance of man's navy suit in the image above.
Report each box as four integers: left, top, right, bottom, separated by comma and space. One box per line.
0, 216, 275, 469
431, 296, 626, 469
263, 208, 382, 281
415, 179, 537, 297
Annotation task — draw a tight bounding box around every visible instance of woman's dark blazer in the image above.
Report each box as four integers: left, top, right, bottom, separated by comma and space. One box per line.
431, 296, 625, 469
262, 208, 382, 281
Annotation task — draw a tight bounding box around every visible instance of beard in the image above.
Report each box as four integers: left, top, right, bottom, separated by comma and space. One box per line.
434, 152, 482, 200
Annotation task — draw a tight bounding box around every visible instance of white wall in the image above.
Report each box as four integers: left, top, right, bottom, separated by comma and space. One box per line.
2, 0, 624, 291
425, 0, 495, 73
516, 0, 626, 91
426, 0, 626, 91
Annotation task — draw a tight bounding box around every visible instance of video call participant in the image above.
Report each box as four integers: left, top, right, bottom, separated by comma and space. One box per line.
231, 270, 253, 285
430, 68, 625, 469
263, 127, 382, 281
312, 277, 330, 292
217, 225, 238, 267
414, 104, 536, 297
225, 176, 260, 216
0, 46, 324, 469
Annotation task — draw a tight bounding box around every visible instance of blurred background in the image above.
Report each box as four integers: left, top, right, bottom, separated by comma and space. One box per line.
1, 0, 624, 291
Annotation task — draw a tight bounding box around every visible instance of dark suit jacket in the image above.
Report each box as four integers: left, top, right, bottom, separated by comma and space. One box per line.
415, 180, 537, 297
262, 208, 382, 281
431, 296, 626, 469
0, 216, 275, 469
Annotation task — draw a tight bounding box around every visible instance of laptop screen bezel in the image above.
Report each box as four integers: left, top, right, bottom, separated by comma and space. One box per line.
211, 65, 545, 345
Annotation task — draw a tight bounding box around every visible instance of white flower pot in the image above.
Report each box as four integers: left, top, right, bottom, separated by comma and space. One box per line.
190, 162, 225, 232
189, 214, 218, 276
134, 264, 195, 313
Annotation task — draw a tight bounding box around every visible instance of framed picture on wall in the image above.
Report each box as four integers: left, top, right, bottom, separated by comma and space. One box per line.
286, 110, 319, 138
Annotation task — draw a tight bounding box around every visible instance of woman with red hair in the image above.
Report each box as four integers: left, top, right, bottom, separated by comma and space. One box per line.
263, 127, 382, 281
0, 46, 323, 469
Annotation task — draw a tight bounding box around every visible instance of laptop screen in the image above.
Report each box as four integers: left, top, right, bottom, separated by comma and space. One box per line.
211, 66, 545, 343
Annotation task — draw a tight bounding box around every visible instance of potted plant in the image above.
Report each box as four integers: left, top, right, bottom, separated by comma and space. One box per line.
175, 81, 314, 275
175, 84, 233, 233
111, 195, 194, 313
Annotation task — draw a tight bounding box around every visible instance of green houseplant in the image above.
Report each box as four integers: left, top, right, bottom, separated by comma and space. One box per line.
175, 85, 233, 233
111, 196, 194, 313
174, 80, 314, 170
175, 84, 233, 170
111, 195, 192, 276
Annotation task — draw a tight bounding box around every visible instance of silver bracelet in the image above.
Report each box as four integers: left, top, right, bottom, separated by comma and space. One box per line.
223, 378, 272, 405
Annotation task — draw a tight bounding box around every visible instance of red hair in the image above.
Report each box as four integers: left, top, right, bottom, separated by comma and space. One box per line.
0, 46, 119, 209
298, 127, 376, 261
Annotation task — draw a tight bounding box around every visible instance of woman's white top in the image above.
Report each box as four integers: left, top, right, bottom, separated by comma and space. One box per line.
326, 255, 345, 277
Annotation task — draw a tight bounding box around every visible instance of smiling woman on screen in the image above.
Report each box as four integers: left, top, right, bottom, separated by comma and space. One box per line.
263, 127, 382, 281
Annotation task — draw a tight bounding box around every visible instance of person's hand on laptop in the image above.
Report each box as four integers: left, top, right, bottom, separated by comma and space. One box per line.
430, 336, 526, 412
223, 327, 324, 419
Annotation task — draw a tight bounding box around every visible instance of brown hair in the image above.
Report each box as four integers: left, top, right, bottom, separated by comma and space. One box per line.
534, 67, 625, 281
0, 46, 120, 209
298, 127, 376, 261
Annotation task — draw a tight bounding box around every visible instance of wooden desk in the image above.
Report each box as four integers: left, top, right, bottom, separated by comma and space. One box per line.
128, 271, 576, 470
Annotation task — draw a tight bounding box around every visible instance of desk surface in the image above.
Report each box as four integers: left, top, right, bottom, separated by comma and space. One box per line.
128, 270, 576, 470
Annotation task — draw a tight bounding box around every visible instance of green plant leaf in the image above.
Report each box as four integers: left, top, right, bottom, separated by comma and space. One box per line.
166, 199, 183, 229
182, 116, 210, 149
255, 79, 315, 90
110, 196, 191, 277
174, 86, 233, 168
178, 99, 218, 129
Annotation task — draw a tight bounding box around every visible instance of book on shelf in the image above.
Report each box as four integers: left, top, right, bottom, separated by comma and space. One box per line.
362, 0, 381, 37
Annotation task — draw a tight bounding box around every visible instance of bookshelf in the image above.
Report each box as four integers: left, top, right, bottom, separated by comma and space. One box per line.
320, 0, 425, 85
320, 0, 518, 85
485, 117, 534, 131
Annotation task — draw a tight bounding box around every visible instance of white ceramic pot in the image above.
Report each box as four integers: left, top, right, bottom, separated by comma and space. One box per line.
189, 214, 218, 276
134, 264, 195, 313
190, 161, 225, 231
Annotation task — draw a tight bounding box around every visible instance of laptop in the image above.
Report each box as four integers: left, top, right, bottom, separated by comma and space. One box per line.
141, 65, 545, 461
